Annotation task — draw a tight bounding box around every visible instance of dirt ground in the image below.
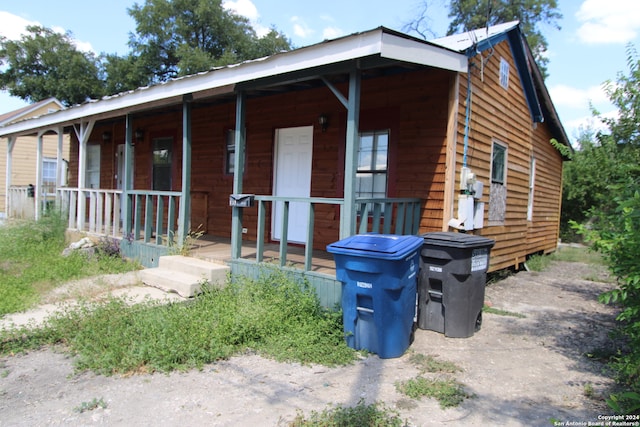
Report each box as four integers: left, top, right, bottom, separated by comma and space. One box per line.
0, 258, 621, 426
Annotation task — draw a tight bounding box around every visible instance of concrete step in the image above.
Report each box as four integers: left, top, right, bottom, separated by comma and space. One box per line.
139, 255, 230, 298
159, 255, 230, 286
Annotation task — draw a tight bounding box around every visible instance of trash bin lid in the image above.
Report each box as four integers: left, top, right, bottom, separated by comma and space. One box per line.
421, 232, 495, 249
327, 234, 423, 260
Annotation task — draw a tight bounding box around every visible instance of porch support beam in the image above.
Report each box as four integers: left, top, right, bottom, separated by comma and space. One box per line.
321, 77, 348, 109
56, 127, 64, 190
5, 136, 16, 218
35, 131, 45, 221
73, 120, 95, 230
122, 115, 134, 239
178, 94, 193, 245
231, 91, 246, 259
341, 67, 361, 238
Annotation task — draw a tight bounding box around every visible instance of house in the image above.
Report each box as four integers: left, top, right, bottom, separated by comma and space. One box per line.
0, 98, 69, 220
0, 22, 570, 306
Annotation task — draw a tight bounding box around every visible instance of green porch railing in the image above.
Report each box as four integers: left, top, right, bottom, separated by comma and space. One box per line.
126, 190, 182, 246
244, 196, 422, 272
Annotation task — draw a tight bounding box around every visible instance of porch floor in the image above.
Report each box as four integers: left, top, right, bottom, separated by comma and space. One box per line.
188, 235, 338, 276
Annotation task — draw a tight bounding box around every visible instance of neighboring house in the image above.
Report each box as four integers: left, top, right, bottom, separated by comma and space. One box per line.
0, 98, 69, 220
0, 22, 570, 306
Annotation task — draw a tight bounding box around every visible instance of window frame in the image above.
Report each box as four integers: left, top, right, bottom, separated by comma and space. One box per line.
491, 141, 507, 185
85, 144, 101, 189
152, 136, 173, 191
499, 57, 510, 90
355, 129, 389, 201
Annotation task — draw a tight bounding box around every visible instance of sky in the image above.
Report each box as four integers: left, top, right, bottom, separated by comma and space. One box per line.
1, 0, 639, 145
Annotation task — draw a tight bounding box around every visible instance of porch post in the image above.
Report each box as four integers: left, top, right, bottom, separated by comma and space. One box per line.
35, 131, 44, 220
122, 114, 134, 238
341, 67, 361, 238
178, 94, 192, 244
74, 121, 95, 230
56, 127, 64, 188
5, 136, 16, 218
231, 91, 246, 259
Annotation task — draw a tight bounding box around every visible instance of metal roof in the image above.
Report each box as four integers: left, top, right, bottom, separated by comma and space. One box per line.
0, 27, 467, 138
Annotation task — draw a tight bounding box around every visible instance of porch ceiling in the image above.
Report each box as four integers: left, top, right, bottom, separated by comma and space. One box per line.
0, 27, 466, 138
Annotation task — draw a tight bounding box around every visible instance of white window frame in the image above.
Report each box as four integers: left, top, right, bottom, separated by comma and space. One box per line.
85, 144, 101, 189
491, 141, 507, 185
356, 130, 389, 200
42, 158, 57, 196
499, 57, 510, 90
528, 156, 536, 221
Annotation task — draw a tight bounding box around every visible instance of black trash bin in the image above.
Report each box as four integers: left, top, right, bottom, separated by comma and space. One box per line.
327, 234, 423, 358
417, 232, 495, 338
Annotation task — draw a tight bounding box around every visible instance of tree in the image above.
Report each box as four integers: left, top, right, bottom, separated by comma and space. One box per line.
568, 46, 640, 413
127, 0, 291, 82
404, 0, 561, 78
0, 26, 104, 106
446, 0, 561, 77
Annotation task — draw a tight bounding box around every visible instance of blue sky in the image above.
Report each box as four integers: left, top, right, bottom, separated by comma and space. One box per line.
1, 0, 639, 144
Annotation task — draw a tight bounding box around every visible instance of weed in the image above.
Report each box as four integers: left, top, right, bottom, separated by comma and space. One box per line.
408, 352, 462, 374
583, 383, 595, 398
0, 215, 138, 316
395, 377, 471, 408
74, 397, 107, 413
168, 225, 204, 256
482, 305, 526, 318
289, 399, 406, 427
525, 254, 551, 272
1, 269, 356, 373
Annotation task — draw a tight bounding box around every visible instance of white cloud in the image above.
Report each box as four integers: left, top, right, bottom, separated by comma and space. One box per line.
322, 27, 344, 41
291, 16, 314, 39
0, 11, 94, 52
576, 0, 640, 44
548, 83, 609, 110
0, 11, 34, 40
222, 0, 270, 37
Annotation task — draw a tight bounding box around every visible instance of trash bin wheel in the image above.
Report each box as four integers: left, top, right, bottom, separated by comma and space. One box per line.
475, 312, 482, 332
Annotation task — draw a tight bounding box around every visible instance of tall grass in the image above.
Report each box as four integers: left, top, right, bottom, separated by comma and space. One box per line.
0, 214, 138, 316
1, 268, 356, 373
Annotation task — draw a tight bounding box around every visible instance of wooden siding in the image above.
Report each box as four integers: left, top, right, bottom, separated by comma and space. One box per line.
452, 40, 563, 271
73, 67, 452, 251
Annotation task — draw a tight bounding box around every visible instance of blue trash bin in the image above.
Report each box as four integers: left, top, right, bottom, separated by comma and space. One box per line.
327, 234, 423, 358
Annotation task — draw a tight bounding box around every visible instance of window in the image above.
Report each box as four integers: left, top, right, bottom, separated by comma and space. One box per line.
489, 141, 507, 224
86, 144, 101, 189
42, 158, 57, 195
152, 137, 172, 191
528, 157, 536, 221
499, 57, 510, 89
491, 143, 506, 184
225, 129, 235, 175
356, 130, 388, 200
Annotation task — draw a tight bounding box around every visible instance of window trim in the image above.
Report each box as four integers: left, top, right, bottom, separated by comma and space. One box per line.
151, 136, 173, 191
356, 129, 389, 200
499, 57, 510, 90
527, 156, 536, 221
491, 141, 507, 185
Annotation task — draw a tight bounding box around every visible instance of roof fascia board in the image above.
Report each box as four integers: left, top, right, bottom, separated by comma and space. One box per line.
380, 32, 467, 73
0, 28, 466, 138
506, 30, 543, 123
463, 33, 509, 57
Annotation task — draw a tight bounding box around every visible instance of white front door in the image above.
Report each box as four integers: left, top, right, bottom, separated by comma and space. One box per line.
272, 126, 313, 243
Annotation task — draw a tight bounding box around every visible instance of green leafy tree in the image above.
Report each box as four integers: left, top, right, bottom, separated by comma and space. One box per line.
447, 0, 561, 77
573, 45, 640, 414
101, 53, 152, 96
0, 26, 104, 106
127, 0, 291, 82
